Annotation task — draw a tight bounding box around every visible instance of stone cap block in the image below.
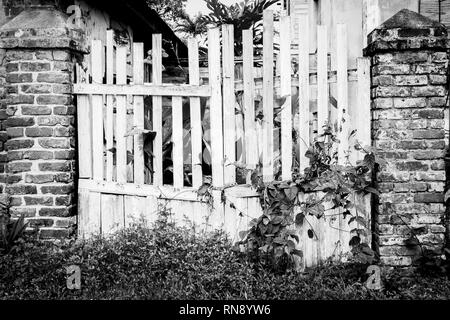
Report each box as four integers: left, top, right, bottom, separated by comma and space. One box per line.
364, 9, 449, 56
0, 7, 87, 53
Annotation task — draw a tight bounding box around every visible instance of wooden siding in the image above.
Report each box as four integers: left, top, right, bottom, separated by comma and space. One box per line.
420, 0, 450, 30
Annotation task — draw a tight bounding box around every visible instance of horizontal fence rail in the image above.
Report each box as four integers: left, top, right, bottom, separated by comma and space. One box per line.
73, 83, 212, 96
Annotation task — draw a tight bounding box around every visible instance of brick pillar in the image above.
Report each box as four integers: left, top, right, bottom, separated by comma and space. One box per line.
0, 44, 9, 234
0, 6, 86, 239
365, 9, 449, 267
0, 47, 7, 193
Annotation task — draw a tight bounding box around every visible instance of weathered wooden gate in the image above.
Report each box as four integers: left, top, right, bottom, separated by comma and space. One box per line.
73, 11, 371, 268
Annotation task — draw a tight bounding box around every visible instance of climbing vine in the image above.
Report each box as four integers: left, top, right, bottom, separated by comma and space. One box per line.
198, 124, 384, 272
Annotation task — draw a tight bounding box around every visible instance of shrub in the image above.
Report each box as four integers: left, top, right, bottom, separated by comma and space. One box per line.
1, 223, 450, 300
0, 215, 28, 255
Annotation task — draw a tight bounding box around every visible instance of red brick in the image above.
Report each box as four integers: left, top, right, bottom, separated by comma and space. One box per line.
414, 193, 444, 203
39, 228, 70, 239
25, 127, 53, 137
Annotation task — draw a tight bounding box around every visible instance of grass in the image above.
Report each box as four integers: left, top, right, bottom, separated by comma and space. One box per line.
0, 220, 449, 300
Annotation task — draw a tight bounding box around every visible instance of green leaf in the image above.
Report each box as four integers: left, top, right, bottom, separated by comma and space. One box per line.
274, 246, 284, 258
364, 186, 380, 196
309, 203, 325, 218
284, 186, 298, 201
4, 214, 27, 252
258, 223, 268, 235
292, 249, 303, 257
351, 243, 375, 264
239, 230, 248, 240
275, 95, 288, 107
355, 216, 367, 228
250, 169, 261, 186
350, 228, 368, 237
360, 243, 374, 256
197, 182, 211, 197
249, 218, 258, 228
349, 236, 361, 246
295, 213, 304, 226
290, 234, 299, 243
127, 150, 134, 164
271, 216, 283, 225
445, 189, 450, 203
348, 216, 366, 227
272, 224, 280, 234
287, 239, 296, 250
405, 237, 419, 247
273, 237, 285, 245
342, 210, 352, 219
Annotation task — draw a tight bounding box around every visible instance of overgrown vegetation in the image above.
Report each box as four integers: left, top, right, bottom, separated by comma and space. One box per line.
195, 124, 383, 272
238, 126, 381, 271
1, 220, 450, 300
0, 215, 27, 256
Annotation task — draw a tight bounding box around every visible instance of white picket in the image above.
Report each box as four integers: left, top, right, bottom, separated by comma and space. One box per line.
242, 29, 257, 182
362, 0, 381, 48
90, 40, 104, 181
298, 14, 310, 173
262, 10, 274, 182
172, 96, 184, 188
222, 24, 236, 184
76, 65, 92, 179
337, 23, 349, 164
152, 34, 163, 186
105, 30, 114, 182
116, 46, 128, 184
188, 38, 203, 188
280, 16, 292, 181
208, 27, 224, 187
356, 57, 371, 160
133, 43, 145, 184
317, 25, 328, 135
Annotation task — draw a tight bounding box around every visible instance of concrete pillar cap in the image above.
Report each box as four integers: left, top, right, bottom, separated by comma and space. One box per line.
364, 9, 449, 56
0, 6, 87, 53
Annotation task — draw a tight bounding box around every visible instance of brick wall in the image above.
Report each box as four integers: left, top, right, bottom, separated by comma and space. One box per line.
0, 48, 7, 190
0, 6, 85, 239
365, 9, 449, 267
3, 49, 76, 238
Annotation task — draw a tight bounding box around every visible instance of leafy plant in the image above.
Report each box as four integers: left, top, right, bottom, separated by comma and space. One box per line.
1, 223, 450, 299
146, 0, 188, 29
0, 214, 28, 255
175, 12, 209, 38
233, 125, 383, 272
198, 0, 278, 55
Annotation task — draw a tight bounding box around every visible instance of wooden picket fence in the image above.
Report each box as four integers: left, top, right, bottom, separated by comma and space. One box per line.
74, 11, 371, 268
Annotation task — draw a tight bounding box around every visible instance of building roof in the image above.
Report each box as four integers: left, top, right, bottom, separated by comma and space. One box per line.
84, 0, 188, 62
